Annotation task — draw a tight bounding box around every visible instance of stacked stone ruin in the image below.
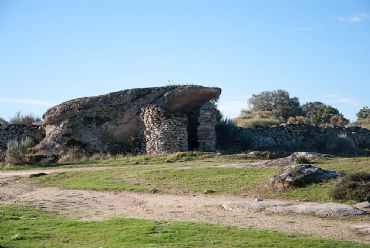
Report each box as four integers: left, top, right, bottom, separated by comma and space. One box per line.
197, 102, 218, 151
140, 102, 219, 154
141, 105, 189, 154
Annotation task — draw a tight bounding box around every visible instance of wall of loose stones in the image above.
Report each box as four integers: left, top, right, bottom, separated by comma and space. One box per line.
239, 124, 370, 151
0, 124, 45, 160
141, 105, 188, 154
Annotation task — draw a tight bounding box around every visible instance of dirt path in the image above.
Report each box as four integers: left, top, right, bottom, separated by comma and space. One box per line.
0, 166, 130, 178
1, 168, 370, 244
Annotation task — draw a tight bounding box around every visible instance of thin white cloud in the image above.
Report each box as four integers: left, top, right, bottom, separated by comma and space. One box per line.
320, 95, 361, 106
0, 97, 54, 106
336, 97, 361, 106
337, 13, 370, 23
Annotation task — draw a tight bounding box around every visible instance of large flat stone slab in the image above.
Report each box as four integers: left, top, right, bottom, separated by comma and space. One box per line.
223, 200, 365, 217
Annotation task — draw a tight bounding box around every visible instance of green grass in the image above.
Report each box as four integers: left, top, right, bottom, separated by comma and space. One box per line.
30, 166, 278, 194
0, 204, 367, 248
0, 152, 259, 170
28, 156, 370, 203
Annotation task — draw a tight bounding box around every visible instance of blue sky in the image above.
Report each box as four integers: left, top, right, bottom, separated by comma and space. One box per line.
0, 0, 369, 121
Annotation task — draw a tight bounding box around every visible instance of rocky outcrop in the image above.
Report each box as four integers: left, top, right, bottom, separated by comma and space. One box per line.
0, 124, 45, 161
34, 85, 221, 156
267, 164, 344, 190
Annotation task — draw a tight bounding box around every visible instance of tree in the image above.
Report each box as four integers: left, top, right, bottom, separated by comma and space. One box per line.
248, 90, 302, 121
302, 101, 326, 116
302, 102, 346, 125
356, 106, 370, 120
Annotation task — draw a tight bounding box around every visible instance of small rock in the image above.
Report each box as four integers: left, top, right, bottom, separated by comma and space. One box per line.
29, 172, 48, 178
354, 201, 370, 212
11, 233, 22, 240
255, 197, 264, 202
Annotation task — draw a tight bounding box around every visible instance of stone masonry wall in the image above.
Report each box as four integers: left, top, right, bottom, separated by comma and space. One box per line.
197, 102, 217, 151
141, 105, 188, 154
0, 124, 45, 160
240, 124, 370, 151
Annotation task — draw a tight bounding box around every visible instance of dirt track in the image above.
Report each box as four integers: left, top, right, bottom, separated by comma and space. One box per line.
1, 167, 370, 244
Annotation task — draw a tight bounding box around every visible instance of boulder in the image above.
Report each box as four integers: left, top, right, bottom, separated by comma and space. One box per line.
34, 85, 221, 156
267, 164, 344, 190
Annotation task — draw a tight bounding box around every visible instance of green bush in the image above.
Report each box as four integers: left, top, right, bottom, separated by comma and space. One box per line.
5, 137, 33, 164
216, 119, 248, 151
325, 133, 357, 154
330, 173, 370, 202
295, 157, 310, 164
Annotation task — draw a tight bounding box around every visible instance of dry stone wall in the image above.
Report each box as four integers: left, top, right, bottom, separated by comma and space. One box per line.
141, 105, 188, 154
234, 124, 370, 151
197, 102, 217, 151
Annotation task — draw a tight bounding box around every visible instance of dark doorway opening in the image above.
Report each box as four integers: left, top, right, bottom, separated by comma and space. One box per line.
187, 109, 200, 150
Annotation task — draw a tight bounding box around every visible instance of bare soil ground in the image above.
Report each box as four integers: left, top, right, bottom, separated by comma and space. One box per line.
1, 167, 370, 244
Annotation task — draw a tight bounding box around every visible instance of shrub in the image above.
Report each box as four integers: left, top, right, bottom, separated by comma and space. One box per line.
295, 157, 310, 164
287, 116, 311, 125
58, 147, 88, 163
5, 137, 33, 164
235, 111, 282, 128
216, 119, 248, 151
330, 115, 349, 127
91, 152, 113, 161
235, 117, 281, 128
330, 173, 370, 202
9, 111, 41, 125
302, 102, 345, 125
325, 133, 357, 154
351, 118, 370, 130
